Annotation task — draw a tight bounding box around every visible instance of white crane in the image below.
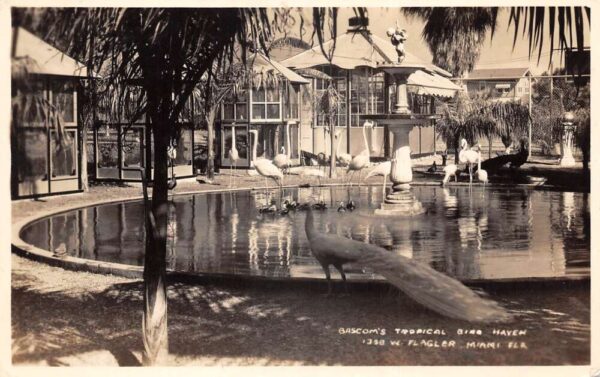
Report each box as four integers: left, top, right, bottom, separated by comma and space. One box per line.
441, 164, 459, 186
459, 139, 480, 184
228, 123, 240, 187
248, 129, 283, 191
273, 122, 291, 173
304, 209, 514, 323
347, 121, 374, 186
335, 129, 352, 168
364, 160, 391, 193
288, 166, 327, 186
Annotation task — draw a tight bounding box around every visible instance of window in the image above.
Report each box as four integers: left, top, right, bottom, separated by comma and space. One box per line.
50, 130, 77, 177
122, 127, 144, 168
96, 125, 119, 179
284, 83, 299, 119
314, 65, 347, 128
494, 83, 512, 95
52, 81, 77, 124
350, 68, 384, 126
409, 93, 435, 115
16, 128, 48, 182
179, 94, 195, 123
173, 129, 193, 166
252, 86, 280, 120
222, 90, 248, 121
478, 81, 487, 91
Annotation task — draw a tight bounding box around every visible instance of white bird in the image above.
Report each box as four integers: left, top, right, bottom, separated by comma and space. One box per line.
458, 139, 480, 184
288, 166, 327, 186
476, 148, 488, 187
304, 209, 513, 323
228, 123, 240, 187
335, 129, 352, 167
248, 129, 283, 190
441, 164, 458, 186
273, 122, 291, 172
364, 161, 391, 193
347, 121, 374, 186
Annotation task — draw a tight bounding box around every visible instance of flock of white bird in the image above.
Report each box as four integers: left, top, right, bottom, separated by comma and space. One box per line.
226, 119, 489, 192
442, 139, 488, 187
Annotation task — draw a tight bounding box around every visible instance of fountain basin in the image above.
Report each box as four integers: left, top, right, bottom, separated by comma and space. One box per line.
15, 185, 590, 283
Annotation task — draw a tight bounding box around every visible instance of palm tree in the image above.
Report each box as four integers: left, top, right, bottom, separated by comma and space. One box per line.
437, 91, 531, 162
316, 82, 345, 178
404, 7, 590, 78
403, 8, 499, 78
436, 91, 483, 162
17, 8, 278, 365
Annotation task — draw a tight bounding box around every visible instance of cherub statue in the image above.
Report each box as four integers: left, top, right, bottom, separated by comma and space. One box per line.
386, 24, 408, 63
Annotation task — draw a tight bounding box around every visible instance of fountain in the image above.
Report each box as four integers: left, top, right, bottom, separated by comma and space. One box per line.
365, 25, 429, 216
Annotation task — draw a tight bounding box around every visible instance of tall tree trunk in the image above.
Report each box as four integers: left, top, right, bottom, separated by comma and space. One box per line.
81, 23, 95, 192
329, 119, 336, 178
80, 121, 89, 191
453, 138, 460, 165
142, 106, 170, 365
206, 108, 216, 181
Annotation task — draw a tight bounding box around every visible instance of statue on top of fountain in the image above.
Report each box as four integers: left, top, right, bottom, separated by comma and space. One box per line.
386, 23, 408, 64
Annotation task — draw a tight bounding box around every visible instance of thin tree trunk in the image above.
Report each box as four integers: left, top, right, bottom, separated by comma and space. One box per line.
142, 107, 170, 366
81, 24, 96, 192
206, 108, 216, 181
80, 121, 89, 191
453, 138, 460, 165
329, 118, 337, 179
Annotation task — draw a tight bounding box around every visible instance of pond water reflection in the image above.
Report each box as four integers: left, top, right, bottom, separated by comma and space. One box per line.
21, 186, 590, 281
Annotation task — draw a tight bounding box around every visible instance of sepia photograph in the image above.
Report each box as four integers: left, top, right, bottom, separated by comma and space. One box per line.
3, 3, 594, 372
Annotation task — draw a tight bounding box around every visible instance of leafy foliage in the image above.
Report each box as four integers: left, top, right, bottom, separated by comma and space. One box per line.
405, 7, 589, 77
403, 8, 499, 77
437, 91, 530, 156
509, 7, 590, 63
531, 70, 590, 154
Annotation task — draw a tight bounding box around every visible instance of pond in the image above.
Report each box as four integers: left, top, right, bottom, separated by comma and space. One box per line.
20, 185, 590, 282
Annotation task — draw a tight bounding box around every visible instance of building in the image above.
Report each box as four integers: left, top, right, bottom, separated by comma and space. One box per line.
11, 27, 90, 199
89, 88, 197, 181
218, 53, 309, 168
464, 67, 532, 103
281, 18, 461, 160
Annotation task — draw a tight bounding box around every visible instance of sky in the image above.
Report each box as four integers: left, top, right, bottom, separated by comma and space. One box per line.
284, 7, 591, 75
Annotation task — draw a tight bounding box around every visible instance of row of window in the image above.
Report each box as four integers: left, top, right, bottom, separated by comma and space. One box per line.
222, 84, 299, 122
222, 66, 439, 128
476, 81, 530, 94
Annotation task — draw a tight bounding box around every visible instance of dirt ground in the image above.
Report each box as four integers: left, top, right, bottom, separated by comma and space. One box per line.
11, 158, 591, 366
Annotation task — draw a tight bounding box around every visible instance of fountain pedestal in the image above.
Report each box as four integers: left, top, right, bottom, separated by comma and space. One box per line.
559, 112, 577, 167
373, 122, 425, 216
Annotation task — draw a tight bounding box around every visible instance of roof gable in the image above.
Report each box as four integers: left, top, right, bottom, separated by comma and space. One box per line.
281, 31, 452, 78
12, 27, 89, 78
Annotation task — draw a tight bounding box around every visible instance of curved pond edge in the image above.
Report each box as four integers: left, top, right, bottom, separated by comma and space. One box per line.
12, 182, 590, 289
